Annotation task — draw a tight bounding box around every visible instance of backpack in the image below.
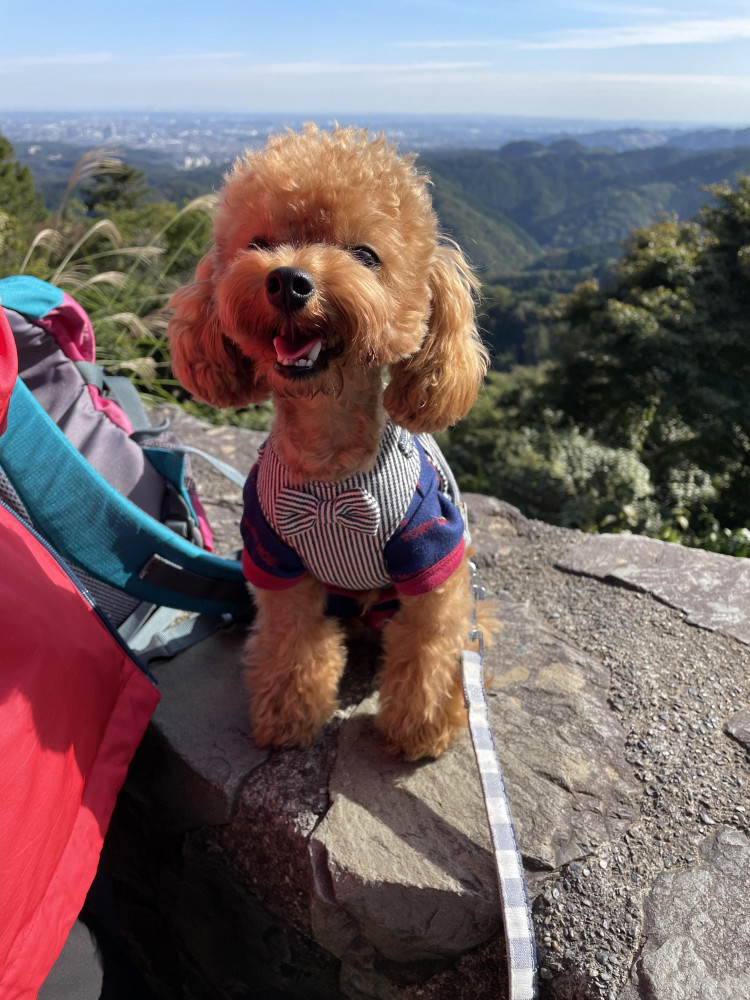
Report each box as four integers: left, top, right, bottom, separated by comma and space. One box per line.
0, 303, 161, 1000
0, 275, 251, 656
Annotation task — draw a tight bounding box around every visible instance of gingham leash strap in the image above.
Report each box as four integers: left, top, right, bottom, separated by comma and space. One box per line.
462, 646, 538, 1000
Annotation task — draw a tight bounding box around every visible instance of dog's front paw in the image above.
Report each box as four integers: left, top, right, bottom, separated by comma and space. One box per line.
242, 615, 345, 749
247, 680, 335, 749
376, 701, 465, 761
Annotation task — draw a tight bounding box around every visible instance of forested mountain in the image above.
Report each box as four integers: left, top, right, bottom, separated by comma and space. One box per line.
421, 142, 750, 279
425, 170, 542, 274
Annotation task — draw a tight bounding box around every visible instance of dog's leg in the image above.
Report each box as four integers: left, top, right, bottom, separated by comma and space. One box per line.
244, 575, 346, 748
377, 556, 477, 761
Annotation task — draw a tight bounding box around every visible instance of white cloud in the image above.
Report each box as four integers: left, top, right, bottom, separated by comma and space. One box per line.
521, 17, 750, 49
397, 14, 750, 52
4, 56, 749, 123
563, 70, 750, 85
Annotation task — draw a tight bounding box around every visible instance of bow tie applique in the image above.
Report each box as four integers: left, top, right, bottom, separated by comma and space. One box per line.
276, 487, 381, 537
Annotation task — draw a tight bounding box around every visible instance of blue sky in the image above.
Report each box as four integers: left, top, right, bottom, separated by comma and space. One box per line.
3, 0, 750, 123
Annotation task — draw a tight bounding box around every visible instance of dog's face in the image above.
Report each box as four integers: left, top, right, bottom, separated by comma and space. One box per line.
169, 125, 487, 432
209, 127, 436, 400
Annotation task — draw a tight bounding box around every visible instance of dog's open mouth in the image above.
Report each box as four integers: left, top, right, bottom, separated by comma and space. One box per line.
272, 334, 339, 379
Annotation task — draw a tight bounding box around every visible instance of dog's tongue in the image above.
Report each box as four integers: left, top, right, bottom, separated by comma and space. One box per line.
273, 335, 324, 362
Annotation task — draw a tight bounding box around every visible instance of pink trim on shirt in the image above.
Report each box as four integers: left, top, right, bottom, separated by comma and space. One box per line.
392, 539, 465, 596
242, 549, 306, 591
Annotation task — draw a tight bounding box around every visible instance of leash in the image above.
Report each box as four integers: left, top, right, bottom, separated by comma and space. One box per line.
462, 562, 538, 1000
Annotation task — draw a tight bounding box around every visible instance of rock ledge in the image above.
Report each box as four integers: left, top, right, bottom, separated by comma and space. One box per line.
105, 408, 750, 1000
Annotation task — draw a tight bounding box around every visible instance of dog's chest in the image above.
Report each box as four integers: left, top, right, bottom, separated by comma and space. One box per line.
255, 423, 422, 591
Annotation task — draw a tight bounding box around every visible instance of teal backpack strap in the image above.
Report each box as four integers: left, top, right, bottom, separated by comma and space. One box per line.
168, 444, 247, 489
0, 379, 250, 615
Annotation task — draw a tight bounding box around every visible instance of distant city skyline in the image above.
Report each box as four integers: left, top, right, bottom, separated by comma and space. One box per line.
2, 1, 750, 124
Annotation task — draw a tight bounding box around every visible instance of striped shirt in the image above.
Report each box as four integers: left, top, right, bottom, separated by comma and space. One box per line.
241, 422, 466, 597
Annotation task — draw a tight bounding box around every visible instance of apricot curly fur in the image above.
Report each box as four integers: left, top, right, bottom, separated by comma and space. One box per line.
168, 125, 492, 759
244, 575, 346, 748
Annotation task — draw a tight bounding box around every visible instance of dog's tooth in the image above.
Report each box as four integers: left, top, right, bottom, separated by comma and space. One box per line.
308, 341, 322, 363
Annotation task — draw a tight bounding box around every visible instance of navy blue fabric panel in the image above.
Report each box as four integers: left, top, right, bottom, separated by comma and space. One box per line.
383, 441, 465, 591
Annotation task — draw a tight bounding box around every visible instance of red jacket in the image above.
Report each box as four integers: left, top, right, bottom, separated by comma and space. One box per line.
0, 307, 159, 999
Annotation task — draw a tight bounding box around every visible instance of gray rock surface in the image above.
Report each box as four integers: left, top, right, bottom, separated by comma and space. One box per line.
38, 920, 102, 1000
557, 533, 750, 644
724, 707, 750, 751
307, 571, 639, 995
110, 406, 750, 1000
147, 628, 268, 827
620, 828, 750, 1000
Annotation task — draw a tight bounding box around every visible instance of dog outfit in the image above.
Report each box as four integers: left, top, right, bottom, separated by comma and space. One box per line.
241, 421, 467, 604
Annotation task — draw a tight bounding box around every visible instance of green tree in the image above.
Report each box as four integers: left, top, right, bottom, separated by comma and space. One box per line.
81, 163, 151, 214
480, 284, 554, 369
441, 174, 750, 556
439, 366, 657, 532
543, 176, 750, 549
0, 133, 46, 271
0, 134, 45, 223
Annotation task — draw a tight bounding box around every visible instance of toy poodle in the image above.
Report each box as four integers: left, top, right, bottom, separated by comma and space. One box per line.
168, 124, 490, 760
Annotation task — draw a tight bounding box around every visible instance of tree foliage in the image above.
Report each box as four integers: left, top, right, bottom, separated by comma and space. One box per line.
81, 163, 151, 214
0, 135, 46, 271
444, 174, 750, 556
549, 179, 750, 541
0, 135, 45, 223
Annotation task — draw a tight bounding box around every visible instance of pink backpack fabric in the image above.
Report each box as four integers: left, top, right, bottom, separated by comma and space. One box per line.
0, 307, 160, 999
0, 307, 15, 435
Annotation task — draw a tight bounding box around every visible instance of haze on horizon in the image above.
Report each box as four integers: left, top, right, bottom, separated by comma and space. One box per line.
2, 0, 750, 126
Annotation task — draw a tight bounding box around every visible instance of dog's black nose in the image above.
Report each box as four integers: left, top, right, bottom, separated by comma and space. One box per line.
265, 267, 315, 312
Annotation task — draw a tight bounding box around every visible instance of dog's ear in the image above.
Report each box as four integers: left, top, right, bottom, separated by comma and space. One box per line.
384, 242, 488, 433
168, 251, 267, 408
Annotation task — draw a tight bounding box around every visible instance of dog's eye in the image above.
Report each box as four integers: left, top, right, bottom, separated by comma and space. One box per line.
350, 245, 381, 268
248, 238, 272, 251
